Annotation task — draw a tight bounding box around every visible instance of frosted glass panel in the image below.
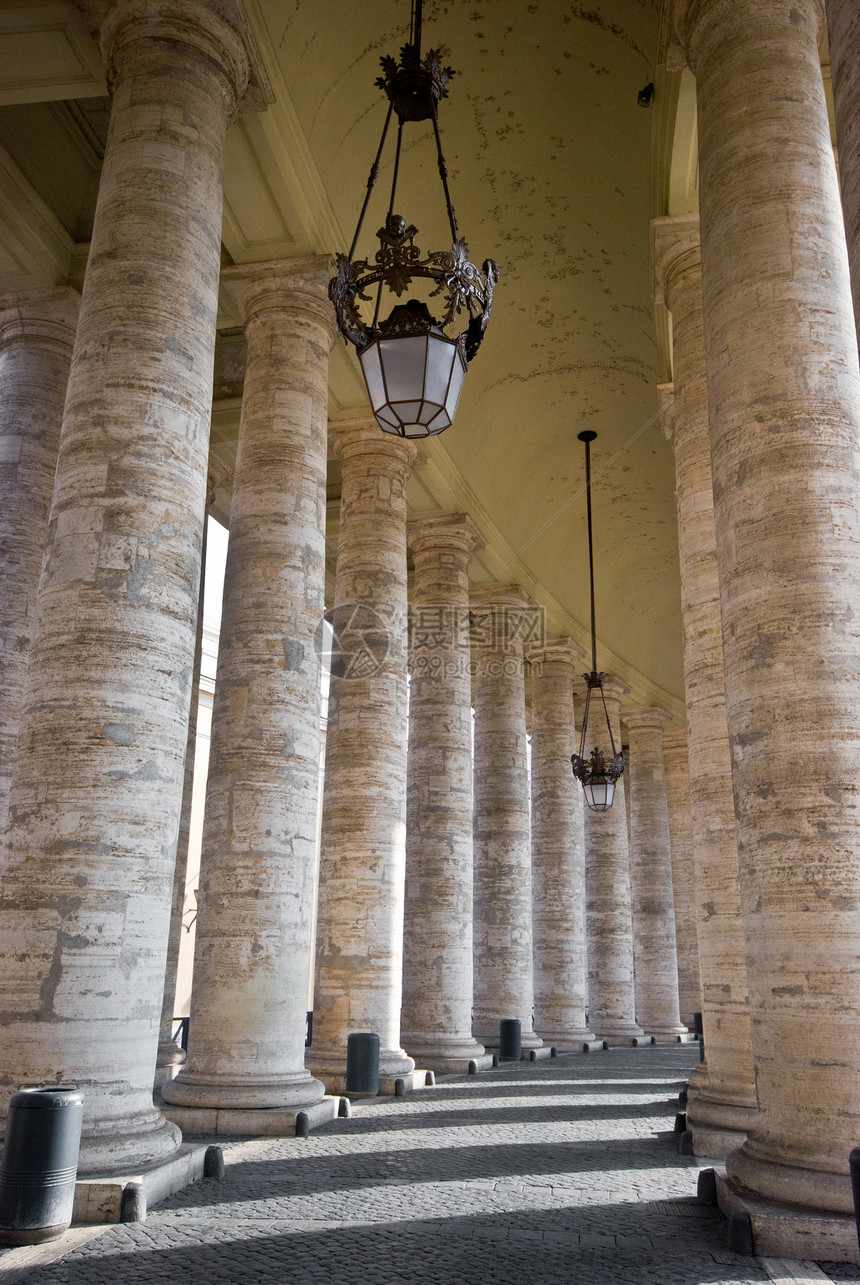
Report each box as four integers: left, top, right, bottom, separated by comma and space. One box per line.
424, 335, 456, 404
379, 336, 427, 401
359, 343, 386, 410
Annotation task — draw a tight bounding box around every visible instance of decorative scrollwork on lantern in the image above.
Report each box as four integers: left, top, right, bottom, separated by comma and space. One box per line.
327, 6, 499, 440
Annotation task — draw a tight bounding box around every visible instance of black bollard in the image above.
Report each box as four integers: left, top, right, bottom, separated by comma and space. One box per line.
0, 1086, 84, 1246
693, 1011, 703, 1037
499, 1019, 521, 1060
345, 1032, 380, 1095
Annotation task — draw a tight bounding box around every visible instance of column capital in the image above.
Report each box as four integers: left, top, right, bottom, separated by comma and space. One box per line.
0, 286, 80, 353
660, 0, 824, 74
408, 513, 483, 558
221, 255, 336, 343
469, 582, 536, 612
328, 417, 419, 472
82, 0, 272, 115
623, 705, 673, 735
651, 213, 701, 309
573, 673, 630, 705
528, 637, 587, 675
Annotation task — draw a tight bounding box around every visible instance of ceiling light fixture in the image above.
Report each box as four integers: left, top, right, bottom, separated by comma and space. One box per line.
328, 0, 499, 439
571, 430, 625, 812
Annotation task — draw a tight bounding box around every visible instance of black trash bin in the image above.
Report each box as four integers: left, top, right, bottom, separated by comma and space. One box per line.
499, 1019, 521, 1060
0, 1086, 84, 1245
345, 1032, 380, 1095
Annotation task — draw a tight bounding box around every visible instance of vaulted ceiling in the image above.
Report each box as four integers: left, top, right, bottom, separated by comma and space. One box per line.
0, 0, 746, 717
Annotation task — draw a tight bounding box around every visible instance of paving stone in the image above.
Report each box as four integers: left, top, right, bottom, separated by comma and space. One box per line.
2, 1046, 854, 1284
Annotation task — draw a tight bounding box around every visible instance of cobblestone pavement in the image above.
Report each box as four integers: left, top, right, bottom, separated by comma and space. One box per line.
2, 1044, 859, 1284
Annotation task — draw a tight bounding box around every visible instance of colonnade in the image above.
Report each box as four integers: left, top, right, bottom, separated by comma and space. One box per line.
0, 0, 859, 1260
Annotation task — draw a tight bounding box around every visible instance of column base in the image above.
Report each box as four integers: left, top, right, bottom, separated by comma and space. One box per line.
645, 1029, 694, 1044
521, 1046, 555, 1061
401, 1036, 489, 1076
475, 1025, 543, 1052
70, 1143, 210, 1226
160, 1095, 341, 1138
161, 1070, 325, 1112
705, 1166, 858, 1262
685, 1081, 756, 1158
534, 1027, 596, 1052
153, 1044, 185, 1092
589, 1019, 645, 1043
76, 1110, 182, 1177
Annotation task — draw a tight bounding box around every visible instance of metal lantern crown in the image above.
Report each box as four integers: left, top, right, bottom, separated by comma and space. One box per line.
328, 1, 499, 439
570, 431, 625, 812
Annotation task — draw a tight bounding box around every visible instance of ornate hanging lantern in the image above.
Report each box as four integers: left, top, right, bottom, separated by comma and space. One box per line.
328, 0, 499, 439
570, 431, 625, 812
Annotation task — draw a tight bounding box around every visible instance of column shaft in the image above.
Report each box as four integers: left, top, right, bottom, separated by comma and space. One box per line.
530, 644, 593, 1049
827, 0, 860, 336
689, 0, 860, 1214
654, 220, 757, 1151
401, 516, 489, 1073
661, 726, 701, 1029
0, 0, 250, 1173
471, 589, 541, 1051
155, 499, 209, 1087
309, 422, 416, 1091
624, 708, 686, 1038
163, 261, 333, 1124
0, 288, 79, 827
582, 678, 644, 1043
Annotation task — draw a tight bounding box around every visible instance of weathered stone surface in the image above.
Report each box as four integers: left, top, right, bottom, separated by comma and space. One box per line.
653, 218, 757, 1152
660, 725, 701, 1028
309, 420, 416, 1092
0, 0, 251, 1174
0, 287, 79, 830
683, 0, 860, 1215
529, 640, 594, 1050
154, 502, 207, 1091
401, 514, 488, 1074
827, 0, 860, 339
580, 676, 643, 1043
623, 707, 686, 1039
471, 587, 542, 1052
163, 259, 335, 1122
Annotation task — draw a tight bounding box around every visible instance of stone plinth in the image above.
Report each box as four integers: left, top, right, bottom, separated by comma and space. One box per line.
0, 288, 79, 830
471, 586, 542, 1052
0, 0, 254, 1175
163, 259, 335, 1123
580, 676, 644, 1044
661, 726, 702, 1028
653, 215, 757, 1156
679, 0, 860, 1220
308, 420, 417, 1092
529, 640, 594, 1050
623, 707, 687, 1040
401, 515, 489, 1074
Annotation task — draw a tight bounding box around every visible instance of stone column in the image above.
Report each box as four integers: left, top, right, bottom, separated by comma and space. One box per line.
308, 421, 417, 1093
400, 515, 492, 1074
163, 259, 335, 1131
529, 641, 596, 1051
0, 287, 79, 828
674, 0, 860, 1221
623, 707, 687, 1040
827, 0, 860, 336
580, 676, 644, 1045
0, 0, 252, 1174
661, 725, 701, 1028
154, 481, 212, 1091
653, 218, 757, 1155
471, 587, 542, 1052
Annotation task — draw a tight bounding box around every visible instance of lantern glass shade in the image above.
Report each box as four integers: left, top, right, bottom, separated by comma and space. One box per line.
583, 778, 616, 813
359, 329, 467, 439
